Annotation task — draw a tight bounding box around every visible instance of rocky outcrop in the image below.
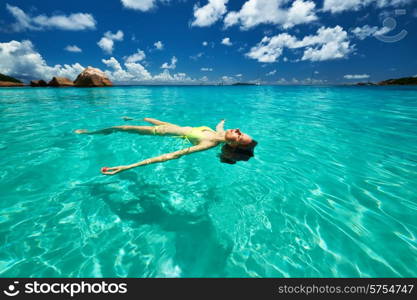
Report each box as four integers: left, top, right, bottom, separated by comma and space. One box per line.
74, 67, 112, 87
30, 80, 48, 87
0, 81, 25, 87
48, 77, 74, 87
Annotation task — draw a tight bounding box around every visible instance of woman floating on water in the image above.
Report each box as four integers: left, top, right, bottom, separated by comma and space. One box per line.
75, 117, 257, 175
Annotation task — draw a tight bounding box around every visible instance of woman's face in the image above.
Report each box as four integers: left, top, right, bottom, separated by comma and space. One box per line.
225, 129, 252, 146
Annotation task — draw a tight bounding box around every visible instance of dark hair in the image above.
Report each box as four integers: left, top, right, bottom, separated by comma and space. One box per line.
219, 140, 258, 164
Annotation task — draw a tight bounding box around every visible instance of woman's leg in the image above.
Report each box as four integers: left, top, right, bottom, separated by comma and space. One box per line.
75, 124, 188, 136
75, 126, 156, 135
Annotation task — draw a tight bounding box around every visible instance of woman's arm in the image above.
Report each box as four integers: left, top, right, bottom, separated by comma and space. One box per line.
101, 142, 216, 175
143, 118, 178, 126
216, 119, 226, 133
120, 117, 178, 126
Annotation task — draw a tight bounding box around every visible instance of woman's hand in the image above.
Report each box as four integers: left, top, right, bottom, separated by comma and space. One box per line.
216, 119, 226, 133
101, 166, 128, 175
74, 129, 88, 134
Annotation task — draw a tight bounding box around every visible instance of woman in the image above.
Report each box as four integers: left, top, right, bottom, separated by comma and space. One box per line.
75, 117, 257, 175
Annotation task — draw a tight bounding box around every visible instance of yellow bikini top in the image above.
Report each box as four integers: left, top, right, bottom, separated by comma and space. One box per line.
179, 126, 216, 145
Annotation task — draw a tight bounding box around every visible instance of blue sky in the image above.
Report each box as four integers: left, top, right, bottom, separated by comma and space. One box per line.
0, 0, 416, 84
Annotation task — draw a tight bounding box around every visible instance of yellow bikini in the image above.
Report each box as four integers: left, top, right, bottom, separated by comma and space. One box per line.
179, 126, 216, 145
153, 125, 215, 145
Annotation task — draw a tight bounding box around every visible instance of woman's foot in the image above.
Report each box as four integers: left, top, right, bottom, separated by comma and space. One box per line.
75, 129, 88, 134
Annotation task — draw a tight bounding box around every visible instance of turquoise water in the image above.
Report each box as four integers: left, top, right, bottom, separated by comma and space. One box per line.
0, 85, 416, 277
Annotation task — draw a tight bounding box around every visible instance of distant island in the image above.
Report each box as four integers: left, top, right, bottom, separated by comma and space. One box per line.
232, 82, 258, 86
1, 72, 417, 87
355, 76, 417, 86
0, 73, 24, 87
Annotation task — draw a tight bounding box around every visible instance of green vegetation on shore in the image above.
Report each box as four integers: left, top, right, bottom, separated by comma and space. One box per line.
378, 77, 417, 85
355, 76, 417, 86
0, 73, 22, 83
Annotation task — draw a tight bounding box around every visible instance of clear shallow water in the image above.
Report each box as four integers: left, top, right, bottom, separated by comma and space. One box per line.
0, 85, 416, 277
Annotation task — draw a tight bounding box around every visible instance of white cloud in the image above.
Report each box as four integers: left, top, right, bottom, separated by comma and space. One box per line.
285, 0, 318, 29
64, 45, 82, 53
124, 49, 146, 63
202, 41, 208, 46
6, 4, 35, 31
154, 41, 164, 50
301, 27, 352, 61
161, 56, 177, 69
97, 38, 114, 54
103, 57, 152, 82
103, 57, 197, 84
102, 57, 134, 81
247, 26, 353, 63
351, 25, 390, 40
224, 0, 317, 30
235, 74, 243, 77
344, 74, 370, 79
266, 70, 277, 76
125, 62, 152, 80
153, 69, 195, 83
0, 40, 84, 81
201, 67, 213, 71
323, 0, 365, 13
190, 52, 204, 60
246, 34, 295, 63
6, 4, 96, 32
323, 0, 413, 14
120, 0, 159, 12
33, 14, 95, 31
105, 30, 124, 41
97, 30, 124, 54
276, 77, 327, 85
192, 0, 229, 27
221, 37, 232, 46
221, 75, 236, 83
102, 57, 123, 71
